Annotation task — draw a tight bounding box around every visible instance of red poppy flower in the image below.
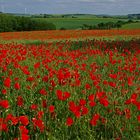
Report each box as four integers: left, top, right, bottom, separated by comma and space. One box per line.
66, 117, 73, 126
34, 62, 40, 69
37, 111, 44, 119
90, 114, 100, 126
4, 77, 11, 88
19, 116, 29, 126
42, 99, 47, 108
39, 88, 47, 95
79, 99, 86, 106
17, 96, 24, 106
30, 104, 38, 110
99, 98, 109, 107
32, 118, 45, 132
14, 82, 20, 90
19, 125, 29, 134
1, 89, 7, 95
21, 134, 30, 140
89, 101, 96, 107
49, 105, 55, 113
11, 116, 19, 125
0, 100, 9, 109
128, 77, 133, 86
81, 107, 89, 115
108, 82, 116, 88
85, 83, 91, 90
42, 75, 48, 82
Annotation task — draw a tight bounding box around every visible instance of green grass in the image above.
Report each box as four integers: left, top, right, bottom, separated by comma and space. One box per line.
121, 22, 140, 29
33, 17, 127, 29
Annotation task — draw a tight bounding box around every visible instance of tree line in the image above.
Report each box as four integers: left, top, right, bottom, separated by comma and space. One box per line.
0, 14, 56, 32
81, 20, 137, 30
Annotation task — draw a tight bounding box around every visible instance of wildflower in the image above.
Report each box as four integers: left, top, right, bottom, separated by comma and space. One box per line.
0, 100, 9, 109
14, 82, 20, 90
49, 105, 55, 113
19, 116, 29, 126
4, 77, 11, 88
66, 117, 73, 126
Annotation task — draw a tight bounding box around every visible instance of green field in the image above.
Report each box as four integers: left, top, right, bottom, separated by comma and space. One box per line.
33, 17, 128, 29
121, 22, 140, 29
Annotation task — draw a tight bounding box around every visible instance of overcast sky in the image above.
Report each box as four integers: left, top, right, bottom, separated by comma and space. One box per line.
0, 0, 140, 15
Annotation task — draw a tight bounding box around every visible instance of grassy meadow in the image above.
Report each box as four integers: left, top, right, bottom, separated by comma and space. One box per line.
121, 22, 140, 29
33, 17, 127, 29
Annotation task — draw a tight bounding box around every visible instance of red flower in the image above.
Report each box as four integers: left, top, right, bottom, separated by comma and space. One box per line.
109, 74, 117, 79
22, 68, 30, 75
74, 111, 81, 118
90, 114, 100, 126
39, 88, 47, 95
4, 77, 11, 88
0, 100, 9, 109
34, 62, 40, 69
63, 92, 71, 100
79, 99, 86, 106
30, 104, 38, 110
49, 105, 55, 113
50, 80, 56, 87
96, 91, 105, 99
32, 118, 45, 132
99, 98, 109, 107
90, 119, 97, 126
19, 116, 29, 126
21, 134, 30, 140
42, 99, 47, 108
89, 101, 96, 107
128, 77, 133, 86
11, 116, 19, 125
26, 76, 34, 82
56, 90, 63, 100
37, 111, 44, 119
103, 80, 108, 85
1, 123, 8, 132
19, 126, 29, 134
124, 108, 131, 119
88, 94, 95, 101
42, 75, 48, 82
85, 83, 91, 90
66, 117, 73, 126
56, 90, 70, 101
14, 82, 20, 90
81, 107, 89, 115
108, 82, 116, 88
17, 96, 24, 106
5, 113, 13, 122
1, 89, 7, 95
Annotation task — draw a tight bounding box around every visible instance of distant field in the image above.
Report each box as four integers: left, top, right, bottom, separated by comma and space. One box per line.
121, 22, 140, 29
0, 30, 140, 44
33, 17, 127, 29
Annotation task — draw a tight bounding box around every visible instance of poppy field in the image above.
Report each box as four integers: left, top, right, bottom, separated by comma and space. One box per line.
0, 30, 140, 140
0, 29, 140, 42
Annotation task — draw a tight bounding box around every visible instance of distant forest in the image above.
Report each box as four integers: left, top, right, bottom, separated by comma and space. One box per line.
0, 14, 56, 32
